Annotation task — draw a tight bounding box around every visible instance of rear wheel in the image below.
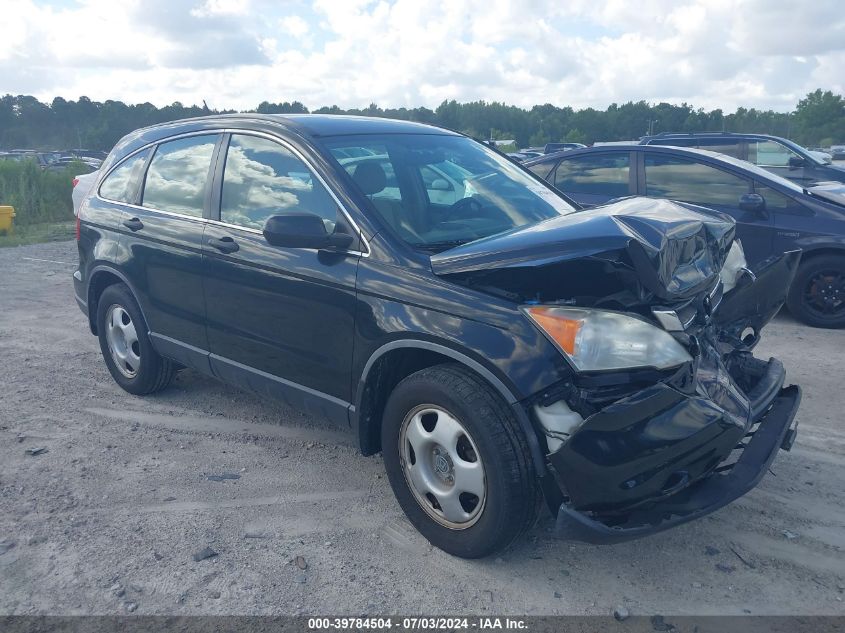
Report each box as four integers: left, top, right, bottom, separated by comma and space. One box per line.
381, 364, 540, 558
96, 283, 175, 394
787, 255, 845, 328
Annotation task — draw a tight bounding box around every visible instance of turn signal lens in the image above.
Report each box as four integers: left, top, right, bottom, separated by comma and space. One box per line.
525, 307, 582, 355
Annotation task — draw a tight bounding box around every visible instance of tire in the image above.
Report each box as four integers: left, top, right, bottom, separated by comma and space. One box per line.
96, 283, 175, 395
787, 254, 845, 329
381, 364, 541, 558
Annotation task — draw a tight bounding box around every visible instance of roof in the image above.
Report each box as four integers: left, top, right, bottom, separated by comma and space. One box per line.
523, 143, 809, 194
103, 113, 460, 175
139, 113, 457, 138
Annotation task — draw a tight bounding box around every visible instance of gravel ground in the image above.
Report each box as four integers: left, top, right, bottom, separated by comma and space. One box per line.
0, 240, 844, 616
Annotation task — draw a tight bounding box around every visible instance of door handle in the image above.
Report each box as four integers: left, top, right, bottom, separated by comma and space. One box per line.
122, 217, 144, 231
207, 236, 239, 254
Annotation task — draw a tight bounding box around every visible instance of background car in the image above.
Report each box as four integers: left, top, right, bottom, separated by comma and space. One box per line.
525, 144, 845, 328
72, 170, 100, 216
639, 132, 845, 185
543, 142, 586, 154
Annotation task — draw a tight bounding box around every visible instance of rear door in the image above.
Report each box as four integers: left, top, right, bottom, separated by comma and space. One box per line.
550, 151, 634, 207
119, 133, 220, 367
640, 152, 774, 266
202, 132, 361, 424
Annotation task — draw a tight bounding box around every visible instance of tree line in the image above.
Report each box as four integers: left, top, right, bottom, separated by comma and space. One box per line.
1, 89, 843, 152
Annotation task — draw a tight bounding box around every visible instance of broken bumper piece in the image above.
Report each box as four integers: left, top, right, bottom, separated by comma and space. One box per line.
552, 383, 801, 544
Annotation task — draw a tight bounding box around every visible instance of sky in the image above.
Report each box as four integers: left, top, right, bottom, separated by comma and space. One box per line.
2, 0, 844, 112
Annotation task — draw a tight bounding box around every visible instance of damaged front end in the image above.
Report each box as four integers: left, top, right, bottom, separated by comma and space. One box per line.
431, 197, 803, 543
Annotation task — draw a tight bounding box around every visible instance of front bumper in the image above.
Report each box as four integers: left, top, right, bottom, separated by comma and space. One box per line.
554, 384, 800, 543
543, 249, 802, 543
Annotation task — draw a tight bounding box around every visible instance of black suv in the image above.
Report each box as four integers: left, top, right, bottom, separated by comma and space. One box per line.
640, 132, 845, 185
74, 115, 801, 558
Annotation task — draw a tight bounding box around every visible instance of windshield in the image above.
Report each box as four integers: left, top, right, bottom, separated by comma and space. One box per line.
321, 133, 576, 250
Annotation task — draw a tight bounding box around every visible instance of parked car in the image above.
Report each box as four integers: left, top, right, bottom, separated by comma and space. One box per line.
72, 170, 100, 216
831, 146, 845, 161
74, 115, 801, 558
639, 132, 845, 185
506, 152, 532, 162
544, 142, 586, 154
809, 148, 833, 163
525, 144, 845, 328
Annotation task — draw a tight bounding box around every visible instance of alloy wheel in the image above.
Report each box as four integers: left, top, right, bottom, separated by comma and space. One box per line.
803, 269, 845, 320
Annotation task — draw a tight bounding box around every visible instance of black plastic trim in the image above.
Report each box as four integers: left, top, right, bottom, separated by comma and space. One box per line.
355, 339, 547, 477
554, 385, 801, 544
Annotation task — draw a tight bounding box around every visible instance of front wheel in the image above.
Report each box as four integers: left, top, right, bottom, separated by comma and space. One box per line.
787, 255, 845, 328
381, 364, 540, 558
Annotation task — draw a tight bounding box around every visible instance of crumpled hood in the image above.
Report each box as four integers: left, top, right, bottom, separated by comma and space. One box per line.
430, 197, 736, 303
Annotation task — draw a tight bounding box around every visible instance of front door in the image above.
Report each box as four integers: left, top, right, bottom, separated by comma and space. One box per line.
640, 153, 774, 266
202, 132, 361, 424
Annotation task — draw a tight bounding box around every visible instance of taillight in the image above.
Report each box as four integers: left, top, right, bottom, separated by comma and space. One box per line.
72, 177, 79, 188
75, 215, 81, 241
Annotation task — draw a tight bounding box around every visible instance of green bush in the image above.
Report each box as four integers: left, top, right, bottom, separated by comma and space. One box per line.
0, 159, 88, 226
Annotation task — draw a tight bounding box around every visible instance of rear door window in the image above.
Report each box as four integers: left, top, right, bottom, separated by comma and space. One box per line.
141, 135, 217, 217
553, 153, 630, 206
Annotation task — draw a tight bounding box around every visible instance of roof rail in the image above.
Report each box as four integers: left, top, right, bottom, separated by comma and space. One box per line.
648, 131, 768, 139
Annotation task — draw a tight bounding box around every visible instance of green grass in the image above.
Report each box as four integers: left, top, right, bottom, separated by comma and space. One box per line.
0, 221, 76, 247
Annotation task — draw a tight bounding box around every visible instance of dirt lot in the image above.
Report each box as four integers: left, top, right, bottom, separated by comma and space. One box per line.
1, 240, 844, 616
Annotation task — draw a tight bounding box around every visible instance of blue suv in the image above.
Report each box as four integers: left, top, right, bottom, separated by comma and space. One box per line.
526, 144, 845, 328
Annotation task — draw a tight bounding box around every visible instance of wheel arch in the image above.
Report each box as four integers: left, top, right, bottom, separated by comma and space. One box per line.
353, 339, 547, 477
86, 265, 149, 336
796, 244, 845, 263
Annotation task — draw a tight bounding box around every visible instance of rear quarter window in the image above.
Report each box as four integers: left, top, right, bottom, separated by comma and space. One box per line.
528, 162, 554, 179
98, 150, 149, 203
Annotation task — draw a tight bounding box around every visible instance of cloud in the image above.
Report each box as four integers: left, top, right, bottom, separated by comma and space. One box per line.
1, 0, 843, 114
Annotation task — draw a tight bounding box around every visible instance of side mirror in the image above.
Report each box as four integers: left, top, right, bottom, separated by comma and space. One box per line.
430, 178, 452, 192
263, 213, 354, 250
738, 193, 766, 213
788, 156, 805, 169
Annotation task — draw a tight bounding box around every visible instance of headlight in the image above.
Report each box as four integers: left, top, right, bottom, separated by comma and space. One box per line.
523, 306, 693, 372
